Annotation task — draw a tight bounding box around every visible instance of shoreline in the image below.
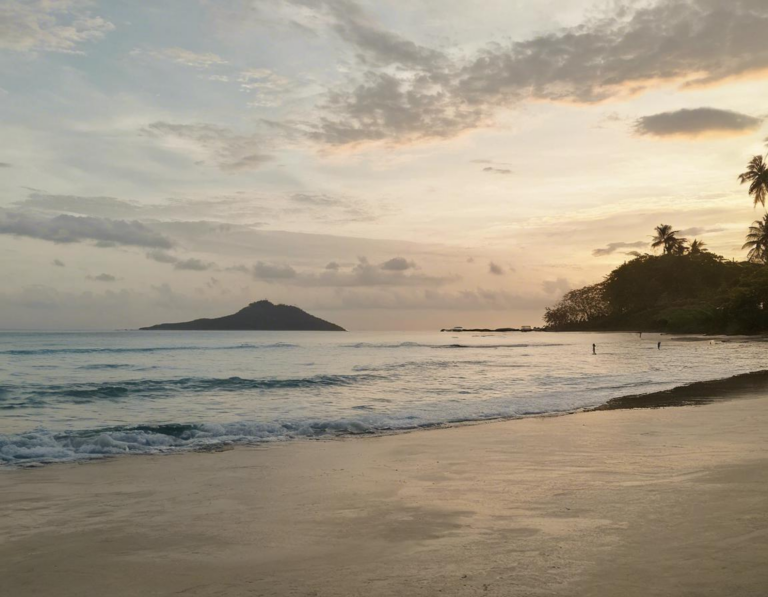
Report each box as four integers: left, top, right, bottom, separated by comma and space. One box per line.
596, 368, 768, 410
4, 368, 768, 469
1, 378, 767, 595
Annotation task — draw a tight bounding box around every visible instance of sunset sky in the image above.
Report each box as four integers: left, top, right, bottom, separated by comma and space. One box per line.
1, 0, 767, 330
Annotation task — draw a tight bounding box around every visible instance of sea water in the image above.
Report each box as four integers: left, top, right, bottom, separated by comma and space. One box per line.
0, 330, 764, 465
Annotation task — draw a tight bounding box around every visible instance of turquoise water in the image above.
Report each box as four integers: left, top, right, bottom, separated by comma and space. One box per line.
0, 331, 764, 465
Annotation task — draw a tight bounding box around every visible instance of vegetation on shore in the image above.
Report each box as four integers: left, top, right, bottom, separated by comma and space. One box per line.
544, 151, 768, 334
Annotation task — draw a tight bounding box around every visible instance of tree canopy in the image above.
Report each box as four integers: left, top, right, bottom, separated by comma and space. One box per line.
544, 252, 767, 334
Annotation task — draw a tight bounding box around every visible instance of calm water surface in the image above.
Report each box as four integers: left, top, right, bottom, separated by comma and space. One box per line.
0, 330, 763, 464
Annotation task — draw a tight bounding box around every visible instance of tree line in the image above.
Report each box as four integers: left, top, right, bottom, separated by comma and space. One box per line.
544, 151, 768, 334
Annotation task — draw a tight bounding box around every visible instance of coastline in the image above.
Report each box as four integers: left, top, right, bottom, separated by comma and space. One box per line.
1, 377, 767, 596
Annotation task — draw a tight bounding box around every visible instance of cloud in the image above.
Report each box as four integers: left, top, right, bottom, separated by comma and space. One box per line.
542, 278, 571, 295
309, 71, 487, 145
0, 0, 114, 54
457, 0, 768, 104
175, 258, 215, 271
265, 0, 445, 70
131, 47, 228, 69
328, 6, 443, 69
482, 167, 512, 175
142, 122, 273, 171
306, 0, 768, 146
238, 68, 295, 107
16, 191, 272, 223
146, 250, 217, 271
679, 226, 727, 236
52, 259, 65, 267
0, 209, 173, 249
488, 262, 504, 275
87, 273, 117, 283
592, 241, 647, 257
238, 68, 288, 90
635, 108, 764, 138
315, 257, 449, 287
252, 261, 298, 280
145, 250, 178, 265
380, 257, 415, 271
0, 284, 255, 330
0, 162, 12, 168
147, 220, 437, 265
287, 192, 383, 224
319, 287, 549, 311
250, 257, 453, 287
17, 193, 141, 218
290, 193, 346, 207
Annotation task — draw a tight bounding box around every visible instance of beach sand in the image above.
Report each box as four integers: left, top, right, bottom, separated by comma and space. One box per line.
1, 391, 767, 596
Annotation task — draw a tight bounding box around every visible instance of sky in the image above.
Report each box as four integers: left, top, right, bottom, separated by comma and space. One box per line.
1, 0, 767, 330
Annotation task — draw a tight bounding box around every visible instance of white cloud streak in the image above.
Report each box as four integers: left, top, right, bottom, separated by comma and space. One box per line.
0, 210, 173, 249
0, 0, 114, 54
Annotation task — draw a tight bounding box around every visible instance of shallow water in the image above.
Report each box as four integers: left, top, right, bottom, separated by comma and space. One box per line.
0, 330, 764, 464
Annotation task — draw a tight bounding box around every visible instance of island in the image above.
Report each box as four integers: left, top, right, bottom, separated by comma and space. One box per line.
140, 300, 346, 331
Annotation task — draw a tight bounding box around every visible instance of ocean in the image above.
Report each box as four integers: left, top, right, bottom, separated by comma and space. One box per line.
0, 330, 764, 465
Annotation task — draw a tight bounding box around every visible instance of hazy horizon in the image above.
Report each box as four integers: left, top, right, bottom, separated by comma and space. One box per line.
2, 0, 767, 330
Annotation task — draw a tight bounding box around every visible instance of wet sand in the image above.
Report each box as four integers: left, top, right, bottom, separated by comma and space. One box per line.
1, 388, 767, 596
597, 368, 768, 410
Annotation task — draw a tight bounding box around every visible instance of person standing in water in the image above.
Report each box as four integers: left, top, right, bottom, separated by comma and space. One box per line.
592, 343, 596, 355
657, 341, 661, 350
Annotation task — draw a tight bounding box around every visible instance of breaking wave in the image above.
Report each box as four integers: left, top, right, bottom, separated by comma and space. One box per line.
0, 405, 558, 465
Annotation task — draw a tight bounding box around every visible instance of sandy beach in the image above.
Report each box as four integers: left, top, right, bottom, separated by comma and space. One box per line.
1, 390, 767, 597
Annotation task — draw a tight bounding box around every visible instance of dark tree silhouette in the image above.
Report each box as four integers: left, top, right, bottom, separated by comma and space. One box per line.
738, 155, 768, 207
689, 239, 707, 255
651, 224, 687, 255
743, 214, 768, 264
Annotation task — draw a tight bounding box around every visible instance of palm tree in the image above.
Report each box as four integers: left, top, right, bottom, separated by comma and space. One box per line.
651, 224, 687, 255
738, 155, 768, 208
743, 214, 768, 263
672, 238, 689, 255
689, 239, 707, 255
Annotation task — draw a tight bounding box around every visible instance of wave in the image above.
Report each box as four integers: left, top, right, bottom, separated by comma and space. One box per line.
342, 342, 565, 349
437, 343, 565, 349
1, 373, 383, 406
0, 417, 384, 464
1, 343, 299, 356
6, 342, 563, 356
342, 341, 428, 349
352, 359, 493, 372
4, 368, 768, 466
1, 408, 492, 465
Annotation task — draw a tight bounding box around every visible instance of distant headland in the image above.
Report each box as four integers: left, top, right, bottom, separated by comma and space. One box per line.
140, 300, 346, 331
543, 226, 768, 335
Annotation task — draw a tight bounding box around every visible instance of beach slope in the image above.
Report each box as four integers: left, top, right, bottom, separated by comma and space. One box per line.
1, 395, 766, 596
